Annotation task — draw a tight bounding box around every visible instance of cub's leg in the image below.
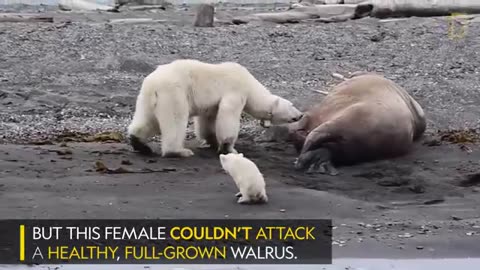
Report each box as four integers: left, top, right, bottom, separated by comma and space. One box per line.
215, 95, 245, 155
155, 91, 194, 158
237, 196, 251, 204
194, 112, 218, 150
237, 186, 251, 204
127, 93, 159, 155
253, 191, 268, 204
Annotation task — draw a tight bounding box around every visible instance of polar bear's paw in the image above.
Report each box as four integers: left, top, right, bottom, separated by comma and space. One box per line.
237, 193, 268, 205
162, 148, 194, 158
235, 192, 243, 198
218, 148, 238, 155
218, 144, 238, 155
129, 135, 154, 156
196, 139, 211, 149
237, 196, 251, 204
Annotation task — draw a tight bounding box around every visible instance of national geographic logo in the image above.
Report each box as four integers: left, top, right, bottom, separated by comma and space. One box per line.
447, 13, 469, 40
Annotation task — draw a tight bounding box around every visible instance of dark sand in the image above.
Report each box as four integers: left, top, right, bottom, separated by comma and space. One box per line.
0, 3, 479, 258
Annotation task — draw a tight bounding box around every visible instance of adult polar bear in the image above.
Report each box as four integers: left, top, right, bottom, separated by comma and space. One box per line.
127, 59, 303, 157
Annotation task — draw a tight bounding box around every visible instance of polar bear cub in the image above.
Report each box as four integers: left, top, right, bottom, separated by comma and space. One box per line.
127, 59, 303, 158
219, 153, 268, 204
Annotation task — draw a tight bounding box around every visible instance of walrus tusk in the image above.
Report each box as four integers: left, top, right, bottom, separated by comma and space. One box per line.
331, 72, 346, 81
313, 90, 329, 95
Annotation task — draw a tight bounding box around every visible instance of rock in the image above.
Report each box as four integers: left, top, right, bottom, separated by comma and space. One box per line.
121, 159, 132, 165
398, 233, 413, 238
0, 13, 54, 23
95, 160, 108, 172
194, 4, 214, 27
423, 199, 445, 205
377, 178, 410, 187
120, 0, 171, 5
260, 125, 291, 142
409, 184, 426, 193
49, 149, 72, 155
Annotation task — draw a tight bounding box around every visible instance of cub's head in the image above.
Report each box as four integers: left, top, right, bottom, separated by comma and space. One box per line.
219, 153, 244, 171
263, 96, 303, 127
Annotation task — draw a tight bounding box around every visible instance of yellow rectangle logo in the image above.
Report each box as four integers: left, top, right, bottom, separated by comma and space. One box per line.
19, 225, 25, 261
447, 12, 469, 40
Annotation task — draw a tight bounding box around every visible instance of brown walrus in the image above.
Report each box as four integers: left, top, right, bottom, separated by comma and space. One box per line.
285, 73, 426, 175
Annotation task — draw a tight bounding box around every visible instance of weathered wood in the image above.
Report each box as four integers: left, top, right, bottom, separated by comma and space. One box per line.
362, 0, 480, 18
127, 5, 168, 11
344, 0, 369, 3
58, 0, 119, 12
108, 18, 167, 24
118, 0, 172, 10
121, 0, 171, 4
194, 4, 215, 27
294, 0, 367, 5
0, 13, 54, 23
233, 4, 372, 24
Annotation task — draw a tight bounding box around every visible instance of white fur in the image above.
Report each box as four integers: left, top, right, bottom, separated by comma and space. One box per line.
219, 153, 268, 204
127, 59, 302, 157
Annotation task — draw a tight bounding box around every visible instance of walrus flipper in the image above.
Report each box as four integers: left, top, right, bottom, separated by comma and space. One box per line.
309, 157, 339, 176
408, 97, 427, 141
294, 123, 344, 175
294, 148, 339, 176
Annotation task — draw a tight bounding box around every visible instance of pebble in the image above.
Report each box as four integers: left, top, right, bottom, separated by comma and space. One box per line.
121, 159, 132, 165
398, 233, 413, 238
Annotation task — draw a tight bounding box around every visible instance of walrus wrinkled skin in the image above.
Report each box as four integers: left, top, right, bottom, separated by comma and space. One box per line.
288, 74, 426, 175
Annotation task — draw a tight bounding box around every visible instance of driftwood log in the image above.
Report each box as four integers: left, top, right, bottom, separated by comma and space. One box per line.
126, 5, 168, 11
117, 0, 172, 10
59, 0, 119, 12
108, 18, 167, 24
233, 4, 373, 24
362, 0, 480, 18
194, 4, 215, 27
296, 0, 367, 4
0, 13, 54, 23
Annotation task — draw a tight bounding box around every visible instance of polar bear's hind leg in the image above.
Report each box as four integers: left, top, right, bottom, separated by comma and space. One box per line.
127, 94, 159, 155
194, 114, 218, 150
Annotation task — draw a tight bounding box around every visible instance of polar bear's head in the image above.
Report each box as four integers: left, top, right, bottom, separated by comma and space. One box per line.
265, 96, 303, 127
219, 153, 244, 172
